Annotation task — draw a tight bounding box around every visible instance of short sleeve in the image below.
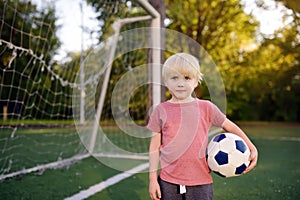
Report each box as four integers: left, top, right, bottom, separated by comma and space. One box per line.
210, 102, 226, 127
147, 105, 163, 133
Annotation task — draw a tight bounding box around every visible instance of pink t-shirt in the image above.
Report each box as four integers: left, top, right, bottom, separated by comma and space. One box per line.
147, 99, 226, 186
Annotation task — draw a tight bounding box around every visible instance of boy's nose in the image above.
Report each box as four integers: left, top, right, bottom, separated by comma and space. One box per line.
177, 80, 184, 86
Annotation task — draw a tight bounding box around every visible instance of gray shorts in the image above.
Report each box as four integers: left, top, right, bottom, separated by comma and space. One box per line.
158, 177, 213, 200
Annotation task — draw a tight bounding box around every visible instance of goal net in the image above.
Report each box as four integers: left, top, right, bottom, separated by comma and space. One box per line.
0, 0, 161, 179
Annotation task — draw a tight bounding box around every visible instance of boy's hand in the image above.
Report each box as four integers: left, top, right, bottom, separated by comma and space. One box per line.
244, 147, 258, 174
149, 179, 161, 200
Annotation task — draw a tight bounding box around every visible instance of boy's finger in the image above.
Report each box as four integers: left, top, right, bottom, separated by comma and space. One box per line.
157, 188, 161, 199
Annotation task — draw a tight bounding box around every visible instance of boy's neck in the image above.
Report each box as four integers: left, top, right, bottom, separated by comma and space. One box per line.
168, 97, 196, 104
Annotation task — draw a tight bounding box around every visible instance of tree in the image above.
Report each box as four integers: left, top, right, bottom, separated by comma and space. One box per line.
244, 22, 300, 121
165, 0, 258, 58
86, 0, 148, 41
275, 0, 300, 12
0, 1, 60, 68
238, 0, 300, 121
0, 0, 61, 119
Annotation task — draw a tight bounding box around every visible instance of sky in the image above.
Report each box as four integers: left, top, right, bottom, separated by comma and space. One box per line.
33, 0, 99, 60
54, 0, 99, 55
242, 0, 292, 35
32, 0, 290, 60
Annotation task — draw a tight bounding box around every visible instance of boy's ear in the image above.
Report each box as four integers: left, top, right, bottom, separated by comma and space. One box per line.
193, 80, 199, 88
163, 78, 168, 86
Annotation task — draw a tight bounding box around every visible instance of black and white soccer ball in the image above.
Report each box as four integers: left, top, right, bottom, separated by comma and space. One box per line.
207, 133, 250, 178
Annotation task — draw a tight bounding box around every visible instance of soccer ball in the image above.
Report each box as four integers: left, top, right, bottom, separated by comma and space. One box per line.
207, 133, 250, 178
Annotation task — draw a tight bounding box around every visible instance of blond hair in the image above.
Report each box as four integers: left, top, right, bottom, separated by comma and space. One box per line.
162, 53, 203, 83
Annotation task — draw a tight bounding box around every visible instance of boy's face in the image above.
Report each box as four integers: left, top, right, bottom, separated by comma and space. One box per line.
164, 71, 198, 102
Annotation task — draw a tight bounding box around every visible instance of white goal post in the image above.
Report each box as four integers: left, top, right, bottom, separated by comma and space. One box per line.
137, 0, 162, 106
88, 0, 162, 154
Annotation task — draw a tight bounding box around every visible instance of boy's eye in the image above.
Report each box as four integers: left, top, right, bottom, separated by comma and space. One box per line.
171, 76, 178, 80
184, 76, 191, 80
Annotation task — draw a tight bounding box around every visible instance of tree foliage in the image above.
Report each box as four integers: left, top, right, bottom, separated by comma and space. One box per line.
0, 0, 62, 119
163, 0, 299, 121
242, 24, 300, 121
86, 0, 148, 41
82, 0, 300, 122
166, 0, 258, 58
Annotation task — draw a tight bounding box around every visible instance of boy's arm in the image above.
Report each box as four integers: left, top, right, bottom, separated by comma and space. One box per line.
222, 119, 258, 174
149, 132, 162, 200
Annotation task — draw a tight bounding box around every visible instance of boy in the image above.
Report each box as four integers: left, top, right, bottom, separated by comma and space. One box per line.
147, 53, 258, 200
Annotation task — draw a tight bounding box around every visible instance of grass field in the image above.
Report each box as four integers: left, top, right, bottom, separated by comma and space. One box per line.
0, 123, 299, 199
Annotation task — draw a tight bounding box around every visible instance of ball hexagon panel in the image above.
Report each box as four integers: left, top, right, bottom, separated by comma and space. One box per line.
219, 137, 236, 153
207, 142, 220, 156
207, 155, 221, 172
229, 150, 248, 166
217, 163, 237, 177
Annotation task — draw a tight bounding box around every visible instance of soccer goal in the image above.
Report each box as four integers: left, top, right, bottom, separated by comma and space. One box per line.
0, 0, 161, 180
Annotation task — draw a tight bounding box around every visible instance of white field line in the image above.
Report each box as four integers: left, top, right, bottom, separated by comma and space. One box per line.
93, 153, 148, 160
0, 153, 90, 181
64, 162, 149, 200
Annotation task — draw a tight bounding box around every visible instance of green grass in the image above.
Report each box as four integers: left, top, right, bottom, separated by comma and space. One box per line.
213, 129, 300, 199
0, 124, 299, 199
0, 157, 120, 199
0, 127, 85, 173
